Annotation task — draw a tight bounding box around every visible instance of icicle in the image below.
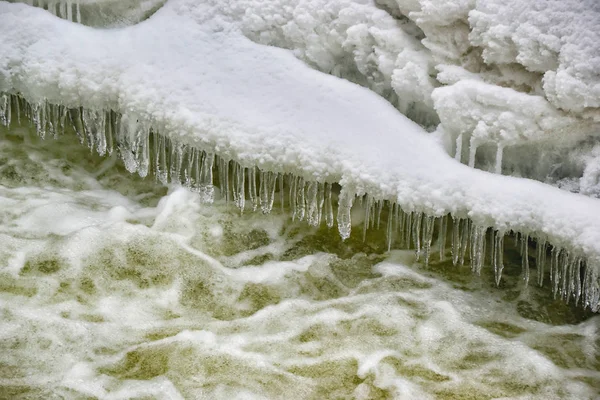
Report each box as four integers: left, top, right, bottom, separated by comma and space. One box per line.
337, 187, 354, 241
582, 263, 599, 312
233, 163, 245, 211
289, 174, 297, 219
551, 247, 560, 298
199, 152, 214, 203
324, 183, 334, 228
35, 102, 46, 138
470, 225, 486, 275
413, 212, 422, 261
495, 144, 504, 175
166, 141, 181, 183
404, 212, 412, 249
522, 235, 530, 286
459, 219, 470, 266
493, 231, 504, 286
454, 133, 463, 162
295, 177, 305, 221
386, 202, 395, 252
438, 215, 447, 261
396, 207, 405, 246
278, 173, 284, 211
0, 94, 10, 127
154, 133, 169, 185
260, 171, 277, 214
560, 250, 570, 301
537, 239, 547, 287
363, 194, 372, 241
181, 146, 192, 187
305, 181, 319, 225
220, 158, 230, 202
82, 109, 107, 156
106, 110, 117, 154
468, 137, 478, 168
14, 95, 21, 125
375, 201, 382, 230
316, 182, 325, 226
423, 215, 435, 266
248, 167, 258, 211
68, 107, 85, 145
451, 216, 460, 266
76, 0, 81, 24
66, 0, 73, 22
572, 257, 582, 305
60, 1, 67, 20
137, 127, 150, 178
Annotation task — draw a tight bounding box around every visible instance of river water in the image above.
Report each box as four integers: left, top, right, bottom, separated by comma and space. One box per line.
0, 124, 599, 399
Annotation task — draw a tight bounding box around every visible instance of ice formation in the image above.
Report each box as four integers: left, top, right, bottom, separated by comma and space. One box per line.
1, 0, 600, 311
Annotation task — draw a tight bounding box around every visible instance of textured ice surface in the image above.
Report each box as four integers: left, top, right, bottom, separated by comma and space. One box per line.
1, 1, 600, 310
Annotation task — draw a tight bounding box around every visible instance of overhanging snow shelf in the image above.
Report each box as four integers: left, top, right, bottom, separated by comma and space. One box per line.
0, 1, 598, 311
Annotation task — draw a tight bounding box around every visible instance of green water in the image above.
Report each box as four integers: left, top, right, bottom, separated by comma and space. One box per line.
0, 124, 598, 399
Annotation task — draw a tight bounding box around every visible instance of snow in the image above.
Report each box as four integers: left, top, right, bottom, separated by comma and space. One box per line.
1, 0, 600, 307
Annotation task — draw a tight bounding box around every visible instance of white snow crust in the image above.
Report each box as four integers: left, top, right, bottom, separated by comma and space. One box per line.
2, 0, 600, 275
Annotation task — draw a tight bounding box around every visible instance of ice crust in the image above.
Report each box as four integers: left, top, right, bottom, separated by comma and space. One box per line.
1, 1, 600, 310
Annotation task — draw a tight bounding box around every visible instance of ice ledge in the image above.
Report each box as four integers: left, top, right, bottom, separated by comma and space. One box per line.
0, 2, 599, 310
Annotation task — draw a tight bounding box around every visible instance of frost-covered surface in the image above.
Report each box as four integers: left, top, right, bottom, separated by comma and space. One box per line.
1, 0, 600, 309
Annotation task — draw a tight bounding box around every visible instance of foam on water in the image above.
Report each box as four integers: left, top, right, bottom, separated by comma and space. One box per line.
0, 124, 599, 399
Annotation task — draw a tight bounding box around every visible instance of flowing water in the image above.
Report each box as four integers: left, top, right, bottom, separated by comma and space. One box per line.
0, 123, 599, 399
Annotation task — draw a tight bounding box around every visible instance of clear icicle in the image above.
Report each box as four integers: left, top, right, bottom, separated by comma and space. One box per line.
459, 219, 470, 266
404, 212, 412, 249
363, 194, 372, 241
551, 247, 560, 298
278, 173, 284, 211
470, 225, 486, 275
413, 212, 422, 261
289, 174, 297, 219
154, 133, 169, 185
337, 188, 354, 241
168, 142, 183, 183
305, 181, 318, 225
0, 94, 10, 127
451, 216, 460, 266
324, 183, 334, 228
233, 163, 245, 211
573, 258, 582, 306
248, 167, 258, 211
439, 215, 447, 261
423, 215, 434, 266
522, 235, 530, 286
493, 231, 504, 286
295, 177, 305, 221
199, 152, 214, 203
537, 239, 547, 287
387, 202, 394, 252
260, 171, 276, 214
316, 182, 325, 226
68, 107, 85, 145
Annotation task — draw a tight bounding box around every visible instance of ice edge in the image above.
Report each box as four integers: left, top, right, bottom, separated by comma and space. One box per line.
1, 92, 598, 312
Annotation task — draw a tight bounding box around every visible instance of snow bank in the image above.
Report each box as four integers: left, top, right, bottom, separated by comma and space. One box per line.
1, 0, 599, 310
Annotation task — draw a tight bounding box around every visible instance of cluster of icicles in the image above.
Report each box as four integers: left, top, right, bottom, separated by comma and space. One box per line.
19, 0, 84, 23
1, 92, 599, 312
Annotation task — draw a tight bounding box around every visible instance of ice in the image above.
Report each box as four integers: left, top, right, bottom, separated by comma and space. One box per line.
1, 1, 600, 310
